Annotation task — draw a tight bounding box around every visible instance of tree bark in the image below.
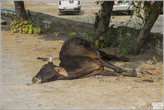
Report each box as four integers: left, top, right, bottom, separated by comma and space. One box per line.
132, 1, 163, 55
14, 1, 27, 20
94, 1, 114, 47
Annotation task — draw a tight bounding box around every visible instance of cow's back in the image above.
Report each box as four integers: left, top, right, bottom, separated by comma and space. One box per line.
59, 38, 99, 60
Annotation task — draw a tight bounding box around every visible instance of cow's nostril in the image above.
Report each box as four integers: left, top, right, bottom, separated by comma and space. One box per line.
32, 76, 36, 83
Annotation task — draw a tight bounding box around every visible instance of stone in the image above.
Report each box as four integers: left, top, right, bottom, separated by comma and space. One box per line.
95, 75, 103, 79
145, 70, 160, 75
151, 102, 163, 109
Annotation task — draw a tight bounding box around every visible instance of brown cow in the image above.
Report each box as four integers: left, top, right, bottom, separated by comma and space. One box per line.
32, 37, 136, 83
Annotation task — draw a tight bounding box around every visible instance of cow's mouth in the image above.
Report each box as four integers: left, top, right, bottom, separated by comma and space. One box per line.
32, 76, 42, 83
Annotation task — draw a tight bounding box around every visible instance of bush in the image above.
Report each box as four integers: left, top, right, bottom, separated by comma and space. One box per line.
10, 17, 40, 34
84, 31, 113, 48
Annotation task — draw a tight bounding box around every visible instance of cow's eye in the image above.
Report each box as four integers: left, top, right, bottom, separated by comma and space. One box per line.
44, 65, 47, 69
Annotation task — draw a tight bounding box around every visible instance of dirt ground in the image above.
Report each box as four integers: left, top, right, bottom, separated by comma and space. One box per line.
1, 1, 163, 109
1, 25, 163, 109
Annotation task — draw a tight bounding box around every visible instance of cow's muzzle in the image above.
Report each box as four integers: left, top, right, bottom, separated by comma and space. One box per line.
32, 76, 42, 83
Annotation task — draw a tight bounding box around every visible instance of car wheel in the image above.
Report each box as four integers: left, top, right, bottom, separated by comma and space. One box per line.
77, 9, 81, 14
128, 10, 133, 15
58, 10, 62, 16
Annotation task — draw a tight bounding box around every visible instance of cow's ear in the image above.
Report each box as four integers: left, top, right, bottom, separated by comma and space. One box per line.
54, 67, 68, 77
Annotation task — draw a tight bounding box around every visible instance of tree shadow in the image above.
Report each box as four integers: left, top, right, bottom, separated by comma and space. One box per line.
112, 11, 132, 16
121, 61, 143, 69
59, 10, 85, 16
38, 32, 68, 42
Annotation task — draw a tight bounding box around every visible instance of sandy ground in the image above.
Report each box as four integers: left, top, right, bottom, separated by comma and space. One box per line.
1, 25, 163, 109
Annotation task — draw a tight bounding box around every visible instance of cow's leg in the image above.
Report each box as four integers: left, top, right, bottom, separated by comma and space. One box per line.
98, 50, 130, 62
101, 70, 121, 76
96, 59, 125, 73
65, 55, 125, 73
81, 68, 137, 78
80, 66, 104, 78
101, 69, 137, 77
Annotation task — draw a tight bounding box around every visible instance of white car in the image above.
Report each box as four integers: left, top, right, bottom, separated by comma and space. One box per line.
113, 1, 134, 15
58, 0, 81, 15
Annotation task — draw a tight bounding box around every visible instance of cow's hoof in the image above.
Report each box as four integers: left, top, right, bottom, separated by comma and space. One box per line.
115, 68, 123, 73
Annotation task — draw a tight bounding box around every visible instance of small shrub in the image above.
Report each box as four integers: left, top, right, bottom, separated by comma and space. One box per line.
69, 32, 76, 37
119, 36, 137, 56
119, 38, 132, 55
84, 31, 113, 48
10, 17, 40, 34
152, 57, 157, 64
83, 31, 95, 43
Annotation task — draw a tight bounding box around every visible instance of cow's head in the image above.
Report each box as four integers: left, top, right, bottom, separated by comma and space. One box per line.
32, 55, 68, 83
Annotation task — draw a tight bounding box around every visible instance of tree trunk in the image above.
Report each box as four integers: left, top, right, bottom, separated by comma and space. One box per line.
132, 1, 163, 55
94, 1, 114, 47
14, 1, 27, 20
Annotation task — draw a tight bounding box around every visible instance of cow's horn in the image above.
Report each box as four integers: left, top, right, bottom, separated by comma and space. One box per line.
47, 54, 53, 62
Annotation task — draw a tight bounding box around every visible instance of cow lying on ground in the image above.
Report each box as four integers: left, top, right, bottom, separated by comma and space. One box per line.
32, 37, 137, 84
